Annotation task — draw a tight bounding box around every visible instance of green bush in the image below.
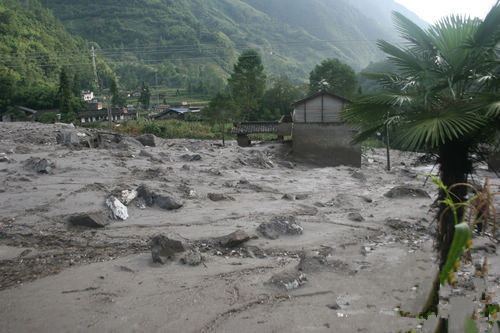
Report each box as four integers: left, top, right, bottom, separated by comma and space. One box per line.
38, 112, 58, 123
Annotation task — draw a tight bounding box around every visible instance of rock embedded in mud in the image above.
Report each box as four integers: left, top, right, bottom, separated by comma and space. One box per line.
208, 193, 234, 201
106, 196, 128, 220
279, 161, 294, 169
268, 270, 307, 290
181, 154, 201, 162
351, 171, 366, 181
24, 157, 55, 174
139, 150, 154, 158
348, 212, 365, 222
257, 216, 303, 240
386, 218, 411, 230
137, 184, 155, 206
150, 235, 185, 264
179, 250, 203, 266
282, 193, 295, 201
68, 213, 109, 228
384, 186, 430, 199
212, 230, 250, 248
155, 195, 183, 210
135, 134, 156, 147
120, 189, 138, 206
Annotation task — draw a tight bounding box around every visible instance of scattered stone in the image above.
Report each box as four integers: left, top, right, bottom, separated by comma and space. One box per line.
208, 193, 234, 201
139, 150, 154, 158
351, 171, 366, 181
257, 216, 303, 240
56, 131, 80, 145
348, 212, 365, 222
295, 205, 319, 216
179, 250, 203, 266
15, 146, 30, 154
155, 195, 183, 210
268, 270, 307, 290
135, 134, 156, 147
282, 193, 295, 201
212, 230, 250, 248
206, 168, 222, 176
106, 196, 128, 220
120, 189, 138, 206
0, 153, 9, 163
68, 213, 109, 228
386, 218, 411, 230
295, 194, 309, 200
181, 154, 201, 162
150, 235, 185, 264
279, 161, 294, 169
181, 164, 191, 170
137, 184, 155, 206
328, 303, 341, 310
24, 157, 55, 174
384, 186, 430, 199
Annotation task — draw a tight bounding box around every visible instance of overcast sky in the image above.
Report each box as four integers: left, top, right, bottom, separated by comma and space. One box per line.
394, 0, 497, 23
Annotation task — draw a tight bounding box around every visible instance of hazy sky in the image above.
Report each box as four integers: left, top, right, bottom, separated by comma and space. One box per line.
394, 0, 497, 23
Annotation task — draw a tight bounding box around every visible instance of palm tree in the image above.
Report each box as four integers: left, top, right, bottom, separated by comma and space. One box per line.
343, 3, 499, 316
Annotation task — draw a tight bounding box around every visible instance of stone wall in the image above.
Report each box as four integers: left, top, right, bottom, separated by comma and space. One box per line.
292, 123, 361, 167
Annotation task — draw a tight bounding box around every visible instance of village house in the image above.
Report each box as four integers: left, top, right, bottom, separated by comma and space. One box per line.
291, 91, 361, 167
81, 91, 94, 101
154, 106, 201, 121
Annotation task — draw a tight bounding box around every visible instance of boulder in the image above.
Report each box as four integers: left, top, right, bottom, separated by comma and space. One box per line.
56, 131, 80, 145
179, 250, 203, 266
212, 230, 250, 248
68, 213, 109, 228
120, 189, 138, 206
150, 235, 185, 264
348, 212, 365, 222
136, 134, 156, 147
137, 184, 155, 206
155, 195, 183, 210
351, 171, 366, 181
279, 161, 294, 169
208, 193, 234, 201
24, 157, 55, 174
257, 216, 303, 240
384, 186, 430, 199
139, 150, 154, 158
181, 154, 201, 162
106, 196, 128, 220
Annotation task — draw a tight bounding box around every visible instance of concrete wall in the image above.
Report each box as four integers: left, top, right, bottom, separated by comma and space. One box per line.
292, 123, 361, 167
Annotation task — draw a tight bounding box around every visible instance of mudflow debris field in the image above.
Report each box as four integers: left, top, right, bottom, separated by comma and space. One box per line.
0, 122, 498, 332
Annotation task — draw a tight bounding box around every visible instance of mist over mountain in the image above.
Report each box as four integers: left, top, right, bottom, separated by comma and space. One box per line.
26, 0, 427, 88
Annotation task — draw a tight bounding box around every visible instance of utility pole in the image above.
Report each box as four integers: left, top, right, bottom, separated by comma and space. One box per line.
155, 72, 160, 107
91, 46, 99, 90
386, 123, 391, 171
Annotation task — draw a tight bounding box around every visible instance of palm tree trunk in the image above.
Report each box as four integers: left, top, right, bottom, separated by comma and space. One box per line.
420, 140, 471, 323
438, 140, 471, 265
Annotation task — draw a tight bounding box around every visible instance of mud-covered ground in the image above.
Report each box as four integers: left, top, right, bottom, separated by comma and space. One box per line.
0, 122, 498, 332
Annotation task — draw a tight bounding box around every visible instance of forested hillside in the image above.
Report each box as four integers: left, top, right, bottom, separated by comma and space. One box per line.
40, 0, 424, 89
0, 0, 114, 113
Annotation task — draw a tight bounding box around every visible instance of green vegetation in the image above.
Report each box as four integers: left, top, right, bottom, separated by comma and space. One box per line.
309, 58, 357, 97
228, 50, 266, 121
0, 0, 114, 118
343, 2, 500, 323
40, 0, 407, 89
114, 119, 233, 140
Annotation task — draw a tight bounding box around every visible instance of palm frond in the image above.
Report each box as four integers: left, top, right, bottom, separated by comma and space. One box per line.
392, 12, 435, 51
377, 40, 427, 74
395, 108, 486, 150
467, 2, 500, 48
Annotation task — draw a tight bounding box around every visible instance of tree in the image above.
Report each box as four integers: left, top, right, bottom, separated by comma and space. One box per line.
58, 67, 75, 122
261, 76, 304, 120
228, 50, 266, 121
110, 79, 126, 107
138, 81, 151, 111
309, 58, 357, 97
342, 5, 500, 317
204, 92, 238, 146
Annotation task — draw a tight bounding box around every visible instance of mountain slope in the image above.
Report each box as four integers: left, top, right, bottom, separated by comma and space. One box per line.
40, 0, 424, 88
